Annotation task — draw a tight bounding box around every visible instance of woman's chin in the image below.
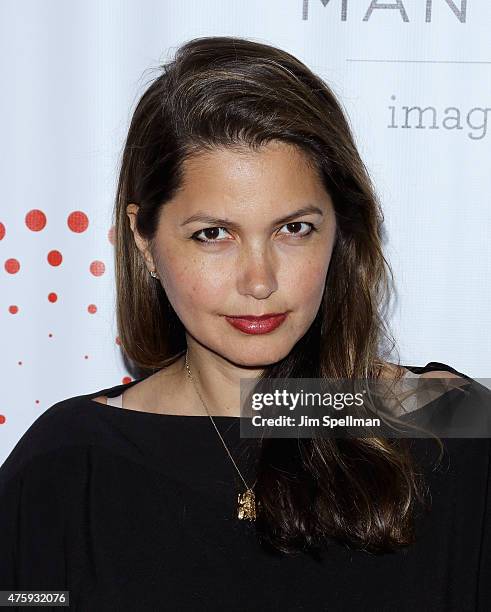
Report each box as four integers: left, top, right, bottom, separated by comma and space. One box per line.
224, 347, 292, 369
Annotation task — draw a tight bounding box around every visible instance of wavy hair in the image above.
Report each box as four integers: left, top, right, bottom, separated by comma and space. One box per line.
113, 36, 437, 557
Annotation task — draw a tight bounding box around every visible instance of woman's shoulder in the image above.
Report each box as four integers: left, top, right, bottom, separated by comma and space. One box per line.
402, 361, 491, 437
416, 360, 489, 395
405, 360, 471, 378
0, 379, 138, 486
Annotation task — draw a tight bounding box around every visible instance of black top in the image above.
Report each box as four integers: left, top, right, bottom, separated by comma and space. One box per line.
1, 361, 491, 612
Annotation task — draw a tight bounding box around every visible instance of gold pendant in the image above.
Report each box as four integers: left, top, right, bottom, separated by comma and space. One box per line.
237, 488, 257, 520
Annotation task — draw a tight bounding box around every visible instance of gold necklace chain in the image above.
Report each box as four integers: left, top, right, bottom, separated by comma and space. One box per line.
184, 349, 258, 520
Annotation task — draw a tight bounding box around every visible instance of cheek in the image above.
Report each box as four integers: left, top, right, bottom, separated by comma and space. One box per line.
281, 259, 328, 307
160, 256, 230, 312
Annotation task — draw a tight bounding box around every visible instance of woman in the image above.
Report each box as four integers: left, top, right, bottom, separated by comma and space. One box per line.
1, 36, 490, 611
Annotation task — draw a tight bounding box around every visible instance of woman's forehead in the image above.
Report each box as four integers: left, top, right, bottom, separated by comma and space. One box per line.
161, 145, 330, 218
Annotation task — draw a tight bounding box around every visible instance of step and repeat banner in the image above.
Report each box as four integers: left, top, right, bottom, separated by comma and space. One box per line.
1, 0, 489, 463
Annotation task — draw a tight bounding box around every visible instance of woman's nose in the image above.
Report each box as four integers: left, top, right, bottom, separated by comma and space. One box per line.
236, 247, 279, 300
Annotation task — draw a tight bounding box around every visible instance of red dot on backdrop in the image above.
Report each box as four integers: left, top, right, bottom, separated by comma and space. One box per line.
18, 361, 22, 365
67, 211, 89, 233
47, 250, 63, 266
8, 305, 18, 314
88, 304, 97, 314
4, 258, 20, 274
48, 292, 58, 303
90, 260, 105, 276
25, 209, 47, 231
122, 376, 132, 384
0, 222, 5, 240
108, 225, 115, 245
48, 333, 53, 337
0, 415, 6, 425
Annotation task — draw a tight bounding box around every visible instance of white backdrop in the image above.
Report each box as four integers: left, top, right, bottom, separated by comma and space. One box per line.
1, 0, 489, 464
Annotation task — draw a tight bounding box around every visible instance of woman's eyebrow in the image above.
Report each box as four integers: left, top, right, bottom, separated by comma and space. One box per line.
180, 204, 324, 229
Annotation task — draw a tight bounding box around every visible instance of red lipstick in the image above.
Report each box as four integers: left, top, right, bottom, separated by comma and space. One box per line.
224, 312, 288, 335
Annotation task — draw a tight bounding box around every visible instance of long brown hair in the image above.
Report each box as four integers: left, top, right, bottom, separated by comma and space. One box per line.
114, 36, 437, 557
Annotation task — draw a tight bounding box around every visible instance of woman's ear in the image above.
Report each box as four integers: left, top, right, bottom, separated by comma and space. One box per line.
126, 203, 157, 273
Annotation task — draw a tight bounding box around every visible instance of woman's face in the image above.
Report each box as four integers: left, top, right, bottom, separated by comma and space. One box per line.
128, 140, 337, 367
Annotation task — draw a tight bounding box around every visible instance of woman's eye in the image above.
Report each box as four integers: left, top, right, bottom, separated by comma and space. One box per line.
192, 227, 231, 243
278, 222, 315, 238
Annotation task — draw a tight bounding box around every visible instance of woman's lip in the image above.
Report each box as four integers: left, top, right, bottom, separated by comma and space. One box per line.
226, 312, 287, 320
224, 313, 288, 335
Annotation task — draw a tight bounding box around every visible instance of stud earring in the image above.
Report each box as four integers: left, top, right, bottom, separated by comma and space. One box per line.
150, 270, 158, 279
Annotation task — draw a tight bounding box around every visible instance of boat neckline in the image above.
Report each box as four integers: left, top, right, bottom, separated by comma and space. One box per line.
81, 363, 470, 420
